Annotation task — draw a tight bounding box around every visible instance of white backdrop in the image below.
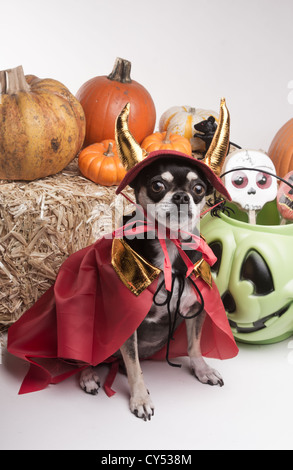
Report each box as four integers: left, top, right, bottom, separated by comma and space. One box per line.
1, 0, 292, 151
1, 0, 293, 452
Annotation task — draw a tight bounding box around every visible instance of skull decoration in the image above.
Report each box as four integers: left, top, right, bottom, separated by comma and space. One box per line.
201, 212, 293, 344
222, 149, 278, 213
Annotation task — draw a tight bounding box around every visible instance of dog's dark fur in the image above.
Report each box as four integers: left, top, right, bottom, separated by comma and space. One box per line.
80, 157, 224, 420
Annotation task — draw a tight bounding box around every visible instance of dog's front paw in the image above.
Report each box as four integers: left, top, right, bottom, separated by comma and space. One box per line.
190, 357, 224, 387
130, 390, 155, 421
80, 367, 100, 395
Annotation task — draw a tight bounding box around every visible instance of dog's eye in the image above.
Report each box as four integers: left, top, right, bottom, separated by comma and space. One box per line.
192, 184, 205, 196
151, 181, 165, 193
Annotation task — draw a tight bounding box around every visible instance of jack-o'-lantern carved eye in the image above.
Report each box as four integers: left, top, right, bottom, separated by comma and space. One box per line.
240, 250, 274, 295
209, 241, 222, 275
209, 241, 237, 313
222, 290, 236, 313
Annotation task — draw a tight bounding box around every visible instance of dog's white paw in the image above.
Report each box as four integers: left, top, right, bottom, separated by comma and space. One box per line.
80, 367, 100, 395
190, 357, 224, 387
130, 390, 155, 421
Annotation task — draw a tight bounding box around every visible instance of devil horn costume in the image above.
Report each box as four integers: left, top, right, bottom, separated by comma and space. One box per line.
7, 99, 238, 396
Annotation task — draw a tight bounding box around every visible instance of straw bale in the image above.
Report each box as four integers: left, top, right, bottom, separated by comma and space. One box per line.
0, 158, 134, 329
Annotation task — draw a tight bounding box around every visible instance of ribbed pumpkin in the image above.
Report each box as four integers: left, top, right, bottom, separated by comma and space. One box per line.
277, 170, 293, 222
0, 66, 85, 181
76, 57, 156, 146
141, 129, 192, 155
268, 119, 293, 178
159, 105, 218, 152
78, 139, 126, 186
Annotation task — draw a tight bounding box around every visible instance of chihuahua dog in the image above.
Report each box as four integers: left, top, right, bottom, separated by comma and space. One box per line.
80, 157, 224, 420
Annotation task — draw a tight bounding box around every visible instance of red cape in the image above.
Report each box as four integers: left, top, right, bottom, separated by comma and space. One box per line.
7, 236, 238, 395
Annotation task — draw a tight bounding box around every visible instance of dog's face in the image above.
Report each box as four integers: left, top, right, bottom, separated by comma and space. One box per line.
131, 158, 213, 236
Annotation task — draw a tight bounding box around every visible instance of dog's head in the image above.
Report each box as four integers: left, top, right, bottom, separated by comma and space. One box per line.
115, 101, 231, 235
130, 157, 213, 234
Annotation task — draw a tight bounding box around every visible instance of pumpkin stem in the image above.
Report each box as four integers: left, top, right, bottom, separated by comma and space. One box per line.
0, 65, 30, 95
107, 57, 132, 84
104, 142, 115, 157
164, 128, 173, 143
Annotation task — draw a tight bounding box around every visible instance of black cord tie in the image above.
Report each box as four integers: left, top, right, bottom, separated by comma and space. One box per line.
153, 272, 205, 368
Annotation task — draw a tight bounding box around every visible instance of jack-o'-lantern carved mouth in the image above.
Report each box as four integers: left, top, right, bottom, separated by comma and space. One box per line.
228, 304, 290, 333
278, 193, 293, 210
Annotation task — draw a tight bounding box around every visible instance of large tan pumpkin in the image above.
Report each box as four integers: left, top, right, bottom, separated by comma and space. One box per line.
0, 66, 86, 180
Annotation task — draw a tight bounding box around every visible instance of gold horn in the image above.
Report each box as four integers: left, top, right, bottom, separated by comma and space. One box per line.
115, 103, 148, 171
204, 98, 230, 176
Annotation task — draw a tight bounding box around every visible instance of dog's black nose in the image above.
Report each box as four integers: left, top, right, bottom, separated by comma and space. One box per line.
172, 191, 190, 205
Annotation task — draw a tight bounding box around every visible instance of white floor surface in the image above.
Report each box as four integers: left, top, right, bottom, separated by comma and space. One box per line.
1, 334, 293, 451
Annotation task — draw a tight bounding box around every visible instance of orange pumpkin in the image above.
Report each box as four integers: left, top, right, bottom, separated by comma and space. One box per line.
141, 129, 192, 155
277, 170, 293, 222
76, 57, 156, 146
0, 65, 85, 181
268, 119, 293, 178
78, 139, 126, 186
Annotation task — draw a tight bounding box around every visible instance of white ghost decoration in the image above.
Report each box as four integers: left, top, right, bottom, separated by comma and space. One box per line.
222, 149, 278, 219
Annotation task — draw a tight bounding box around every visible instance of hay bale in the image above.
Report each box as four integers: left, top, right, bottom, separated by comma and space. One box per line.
0, 158, 133, 328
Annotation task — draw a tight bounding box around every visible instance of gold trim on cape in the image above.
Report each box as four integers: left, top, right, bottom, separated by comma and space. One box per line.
193, 258, 213, 288
111, 238, 161, 296
111, 238, 213, 296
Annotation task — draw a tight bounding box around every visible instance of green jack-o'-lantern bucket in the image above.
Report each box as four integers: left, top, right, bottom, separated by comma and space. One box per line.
201, 202, 293, 344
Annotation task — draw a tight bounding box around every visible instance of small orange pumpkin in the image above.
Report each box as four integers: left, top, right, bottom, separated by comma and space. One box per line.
141, 129, 192, 155
78, 139, 126, 186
